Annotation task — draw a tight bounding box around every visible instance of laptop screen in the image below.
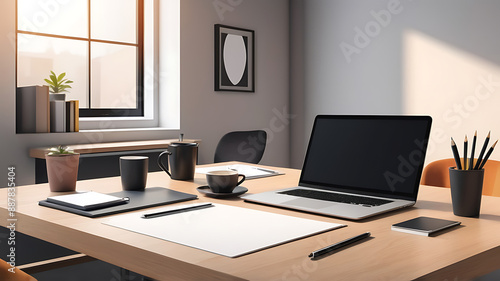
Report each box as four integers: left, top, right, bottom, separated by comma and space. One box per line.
299, 115, 432, 200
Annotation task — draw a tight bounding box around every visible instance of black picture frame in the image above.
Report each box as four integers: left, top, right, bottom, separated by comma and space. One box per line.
215, 24, 254, 92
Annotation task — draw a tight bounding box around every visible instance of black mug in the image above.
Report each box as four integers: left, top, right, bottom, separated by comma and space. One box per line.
157, 142, 198, 180
120, 156, 148, 191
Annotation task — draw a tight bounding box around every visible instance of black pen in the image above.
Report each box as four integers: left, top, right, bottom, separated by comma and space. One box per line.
142, 203, 213, 219
308, 232, 371, 259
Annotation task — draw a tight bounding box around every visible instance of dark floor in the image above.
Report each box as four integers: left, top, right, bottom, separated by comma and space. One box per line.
32, 260, 145, 281
474, 269, 500, 281
0, 227, 150, 281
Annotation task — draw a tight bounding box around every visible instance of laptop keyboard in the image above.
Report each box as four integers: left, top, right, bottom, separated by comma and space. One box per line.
278, 189, 393, 207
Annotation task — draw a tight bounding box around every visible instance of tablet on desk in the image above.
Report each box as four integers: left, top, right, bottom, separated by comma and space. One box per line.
391, 216, 461, 236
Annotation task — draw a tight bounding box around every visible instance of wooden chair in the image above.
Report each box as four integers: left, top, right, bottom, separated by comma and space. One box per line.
421, 158, 500, 197
1, 259, 37, 281
1, 254, 95, 281
214, 130, 267, 164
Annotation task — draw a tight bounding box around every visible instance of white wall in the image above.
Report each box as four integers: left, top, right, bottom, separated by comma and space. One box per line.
0, 0, 289, 185
291, 0, 500, 168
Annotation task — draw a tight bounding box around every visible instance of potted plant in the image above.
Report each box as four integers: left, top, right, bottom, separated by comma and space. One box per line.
44, 71, 73, 101
45, 145, 80, 192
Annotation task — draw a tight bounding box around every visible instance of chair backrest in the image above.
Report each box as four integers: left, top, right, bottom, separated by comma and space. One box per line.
214, 130, 267, 164
421, 158, 500, 197
0, 259, 37, 281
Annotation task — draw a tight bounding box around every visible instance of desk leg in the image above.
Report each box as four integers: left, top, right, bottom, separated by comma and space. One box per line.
119, 268, 131, 280
119, 268, 156, 281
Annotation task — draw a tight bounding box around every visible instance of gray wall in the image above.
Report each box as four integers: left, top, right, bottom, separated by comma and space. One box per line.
179, 0, 290, 169
0, 0, 289, 185
290, 0, 500, 168
289, 0, 306, 169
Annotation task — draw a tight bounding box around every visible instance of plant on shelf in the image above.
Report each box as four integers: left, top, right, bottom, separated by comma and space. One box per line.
44, 71, 73, 101
47, 145, 76, 156
45, 145, 80, 192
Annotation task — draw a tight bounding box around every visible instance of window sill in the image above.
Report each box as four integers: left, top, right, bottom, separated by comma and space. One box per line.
79, 117, 155, 122
15, 126, 178, 135
78, 115, 162, 130
80, 127, 178, 133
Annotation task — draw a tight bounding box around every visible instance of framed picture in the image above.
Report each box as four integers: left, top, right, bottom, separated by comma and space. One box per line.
215, 24, 254, 92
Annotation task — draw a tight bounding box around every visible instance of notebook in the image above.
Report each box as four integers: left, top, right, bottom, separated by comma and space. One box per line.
47, 191, 129, 211
243, 115, 432, 220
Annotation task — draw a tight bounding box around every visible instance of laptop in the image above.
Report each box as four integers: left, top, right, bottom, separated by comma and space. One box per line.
243, 115, 432, 220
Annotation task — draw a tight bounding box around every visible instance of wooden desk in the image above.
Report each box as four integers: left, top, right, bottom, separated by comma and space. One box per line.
2, 162, 500, 280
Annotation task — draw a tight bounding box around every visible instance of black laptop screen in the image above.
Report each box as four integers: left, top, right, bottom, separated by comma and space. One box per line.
299, 115, 432, 200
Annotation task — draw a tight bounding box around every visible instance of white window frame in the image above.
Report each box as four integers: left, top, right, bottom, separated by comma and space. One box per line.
76, 0, 180, 131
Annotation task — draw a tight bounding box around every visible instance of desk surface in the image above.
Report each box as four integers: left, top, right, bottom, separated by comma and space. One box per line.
2, 162, 500, 281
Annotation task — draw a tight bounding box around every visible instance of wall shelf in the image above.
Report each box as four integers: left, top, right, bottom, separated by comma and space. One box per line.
29, 139, 201, 159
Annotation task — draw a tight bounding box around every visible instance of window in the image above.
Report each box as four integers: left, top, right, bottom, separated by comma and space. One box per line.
16, 0, 146, 118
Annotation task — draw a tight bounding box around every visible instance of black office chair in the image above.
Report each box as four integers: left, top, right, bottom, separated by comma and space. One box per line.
214, 130, 267, 164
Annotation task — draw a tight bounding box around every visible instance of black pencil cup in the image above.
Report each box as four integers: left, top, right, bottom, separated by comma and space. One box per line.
449, 167, 484, 217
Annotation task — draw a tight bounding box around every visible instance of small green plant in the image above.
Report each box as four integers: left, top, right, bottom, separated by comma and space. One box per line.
44, 71, 73, 94
47, 145, 75, 156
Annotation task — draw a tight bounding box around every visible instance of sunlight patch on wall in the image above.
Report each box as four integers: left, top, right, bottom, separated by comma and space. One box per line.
403, 30, 500, 164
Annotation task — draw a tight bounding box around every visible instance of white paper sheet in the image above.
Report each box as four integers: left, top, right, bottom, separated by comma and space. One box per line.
196, 164, 284, 179
103, 203, 345, 257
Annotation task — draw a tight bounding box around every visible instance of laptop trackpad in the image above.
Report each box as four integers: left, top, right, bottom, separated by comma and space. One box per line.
282, 198, 333, 209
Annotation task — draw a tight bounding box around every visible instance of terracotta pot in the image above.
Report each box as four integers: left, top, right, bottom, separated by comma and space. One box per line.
46, 153, 80, 192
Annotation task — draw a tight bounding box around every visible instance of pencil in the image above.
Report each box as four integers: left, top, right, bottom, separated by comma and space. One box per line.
451, 138, 462, 170
463, 135, 468, 170
469, 131, 477, 170
474, 131, 490, 170
478, 140, 498, 170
